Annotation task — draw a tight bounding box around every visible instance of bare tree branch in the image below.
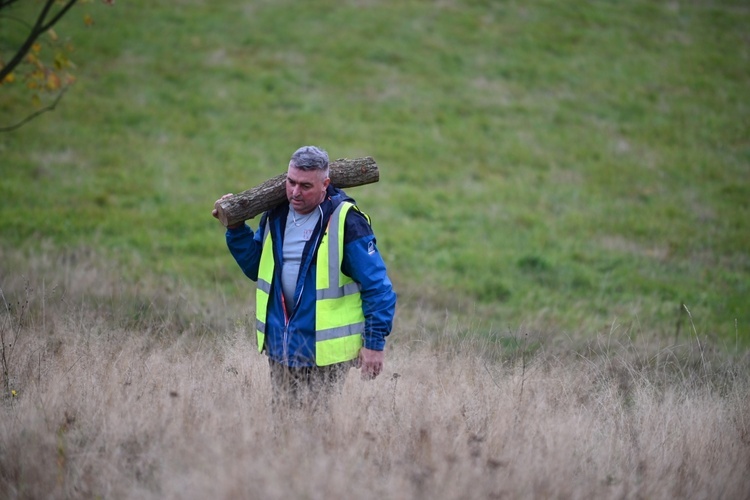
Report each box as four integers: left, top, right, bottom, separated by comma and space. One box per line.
0, 1, 23, 11
39, 0, 79, 31
0, 87, 68, 132
0, 0, 79, 82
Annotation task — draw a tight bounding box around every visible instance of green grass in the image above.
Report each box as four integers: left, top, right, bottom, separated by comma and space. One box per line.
1, 0, 748, 342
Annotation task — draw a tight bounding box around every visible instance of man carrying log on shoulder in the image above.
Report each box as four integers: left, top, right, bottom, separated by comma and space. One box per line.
212, 145, 397, 409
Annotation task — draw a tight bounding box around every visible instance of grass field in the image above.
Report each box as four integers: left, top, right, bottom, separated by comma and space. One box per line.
1, 0, 747, 340
1, 252, 748, 498
1, 0, 749, 497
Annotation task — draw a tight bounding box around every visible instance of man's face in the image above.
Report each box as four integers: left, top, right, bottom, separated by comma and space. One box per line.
286, 164, 330, 215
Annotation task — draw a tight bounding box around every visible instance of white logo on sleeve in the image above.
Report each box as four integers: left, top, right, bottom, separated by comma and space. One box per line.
368, 241, 376, 255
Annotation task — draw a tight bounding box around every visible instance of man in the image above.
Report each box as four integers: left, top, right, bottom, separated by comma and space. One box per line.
212, 146, 397, 407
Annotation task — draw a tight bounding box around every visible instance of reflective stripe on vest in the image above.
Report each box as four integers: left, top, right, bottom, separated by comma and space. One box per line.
255, 222, 273, 352
254, 202, 365, 366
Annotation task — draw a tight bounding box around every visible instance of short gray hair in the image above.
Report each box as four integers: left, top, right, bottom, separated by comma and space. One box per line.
289, 145, 329, 172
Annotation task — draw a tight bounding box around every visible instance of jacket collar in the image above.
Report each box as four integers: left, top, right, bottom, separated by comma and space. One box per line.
268, 185, 355, 234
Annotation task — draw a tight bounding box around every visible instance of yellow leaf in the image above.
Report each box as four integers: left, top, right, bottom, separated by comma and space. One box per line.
84, 14, 94, 26
28, 54, 44, 70
31, 69, 45, 81
46, 72, 61, 91
65, 74, 77, 85
32, 43, 42, 54
2, 72, 15, 84
27, 80, 39, 90
48, 28, 59, 41
54, 52, 68, 70
32, 94, 41, 107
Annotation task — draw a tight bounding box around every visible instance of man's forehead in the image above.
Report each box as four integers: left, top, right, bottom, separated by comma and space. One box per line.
287, 166, 324, 183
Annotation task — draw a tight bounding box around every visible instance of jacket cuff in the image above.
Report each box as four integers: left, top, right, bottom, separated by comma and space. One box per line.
363, 334, 386, 351
226, 223, 247, 234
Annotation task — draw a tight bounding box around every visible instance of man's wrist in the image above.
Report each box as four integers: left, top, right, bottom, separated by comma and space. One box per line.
363, 336, 385, 351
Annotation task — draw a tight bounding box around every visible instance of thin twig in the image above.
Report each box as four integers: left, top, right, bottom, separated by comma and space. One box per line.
483, 360, 502, 389
0, 287, 11, 394
682, 304, 708, 379
0, 87, 68, 132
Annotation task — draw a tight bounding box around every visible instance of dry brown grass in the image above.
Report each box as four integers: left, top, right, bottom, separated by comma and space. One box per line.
1, 249, 749, 499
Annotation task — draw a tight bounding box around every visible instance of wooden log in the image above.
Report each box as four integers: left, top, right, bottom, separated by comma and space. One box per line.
214, 156, 379, 227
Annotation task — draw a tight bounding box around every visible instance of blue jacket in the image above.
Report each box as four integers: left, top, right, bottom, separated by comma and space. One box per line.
226, 186, 397, 367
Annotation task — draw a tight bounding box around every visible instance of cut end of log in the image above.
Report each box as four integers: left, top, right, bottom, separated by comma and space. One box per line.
214, 200, 229, 228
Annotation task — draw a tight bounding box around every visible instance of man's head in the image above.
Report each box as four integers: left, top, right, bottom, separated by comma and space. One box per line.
286, 146, 330, 214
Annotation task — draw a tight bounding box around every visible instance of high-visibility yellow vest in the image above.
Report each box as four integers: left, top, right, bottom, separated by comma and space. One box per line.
255, 202, 365, 366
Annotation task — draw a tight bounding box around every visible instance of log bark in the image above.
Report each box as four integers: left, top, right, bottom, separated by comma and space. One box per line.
214, 156, 379, 227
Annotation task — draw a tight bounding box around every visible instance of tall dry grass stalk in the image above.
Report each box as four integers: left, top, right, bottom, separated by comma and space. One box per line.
1, 248, 749, 499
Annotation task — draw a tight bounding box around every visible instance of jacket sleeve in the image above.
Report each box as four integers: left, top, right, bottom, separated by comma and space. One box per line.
341, 210, 397, 351
225, 213, 266, 282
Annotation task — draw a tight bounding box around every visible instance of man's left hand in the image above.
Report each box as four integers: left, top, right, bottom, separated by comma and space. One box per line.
357, 347, 385, 380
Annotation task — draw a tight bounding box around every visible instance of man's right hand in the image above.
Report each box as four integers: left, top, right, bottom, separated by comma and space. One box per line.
212, 193, 242, 228
211, 193, 233, 219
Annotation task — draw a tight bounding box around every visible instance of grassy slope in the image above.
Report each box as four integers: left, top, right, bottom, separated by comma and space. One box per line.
1, 0, 748, 340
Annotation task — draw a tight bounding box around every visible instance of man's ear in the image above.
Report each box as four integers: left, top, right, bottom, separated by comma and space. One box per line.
323, 177, 331, 188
